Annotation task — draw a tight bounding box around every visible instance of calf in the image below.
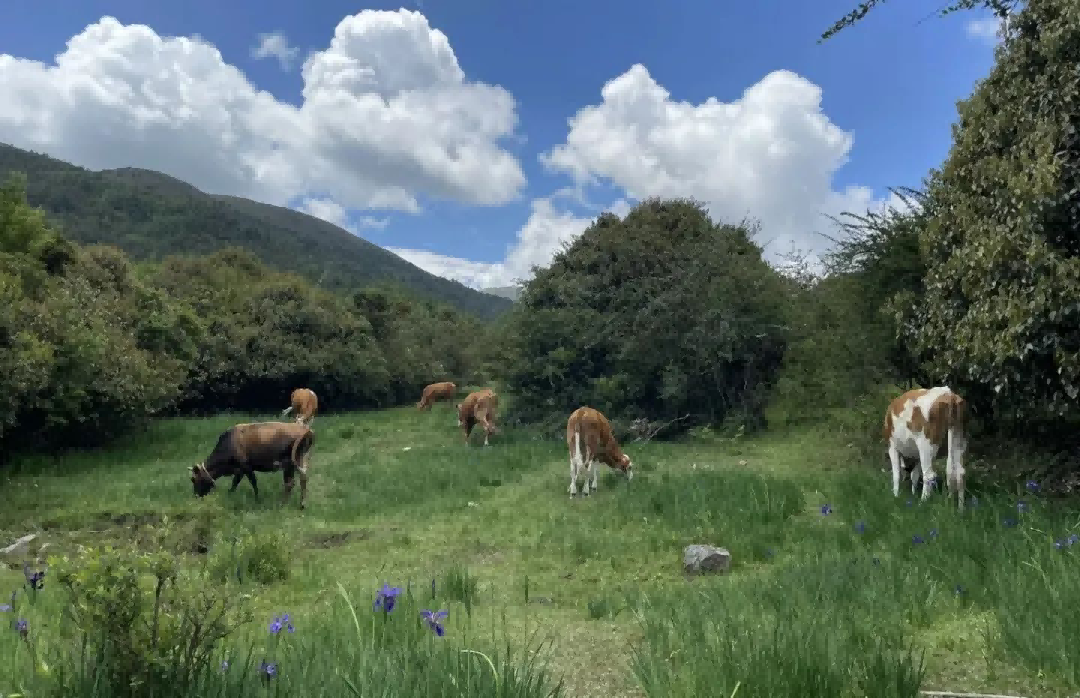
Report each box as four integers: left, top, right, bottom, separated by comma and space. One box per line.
456, 389, 499, 446
191, 421, 314, 508
566, 406, 633, 497
281, 388, 318, 426
883, 386, 969, 511
417, 381, 457, 410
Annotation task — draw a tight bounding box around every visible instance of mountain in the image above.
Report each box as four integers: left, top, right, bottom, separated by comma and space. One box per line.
483, 285, 521, 301
0, 143, 513, 318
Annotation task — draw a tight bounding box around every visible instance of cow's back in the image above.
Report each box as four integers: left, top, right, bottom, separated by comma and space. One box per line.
460, 388, 496, 420
567, 406, 610, 455
235, 422, 311, 464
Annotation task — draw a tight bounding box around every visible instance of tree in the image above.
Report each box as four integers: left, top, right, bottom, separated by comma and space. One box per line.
819, 0, 1020, 42
895, 0, 1080, 427
504, 198, 790, 436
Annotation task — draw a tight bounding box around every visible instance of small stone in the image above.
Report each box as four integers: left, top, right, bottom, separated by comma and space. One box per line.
1, 534, 37, 555
683, 544, 731, 575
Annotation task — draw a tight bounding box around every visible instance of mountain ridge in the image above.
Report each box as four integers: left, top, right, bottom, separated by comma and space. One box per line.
0, 143, 513, 318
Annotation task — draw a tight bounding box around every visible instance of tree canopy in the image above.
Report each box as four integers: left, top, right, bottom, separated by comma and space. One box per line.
504, 198, 790, 437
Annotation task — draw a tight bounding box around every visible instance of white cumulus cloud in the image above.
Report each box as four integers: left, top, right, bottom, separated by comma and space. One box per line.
0, 11, 526, 216
396, 65, 898, 288
539, 64, 892, 266
251, 31, 300, 70
296, 196, 389, 233
387, 197, 610, 288
965, 16, 1005, 44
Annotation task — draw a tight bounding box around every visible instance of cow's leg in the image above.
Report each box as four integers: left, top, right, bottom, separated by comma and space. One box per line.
588, 459, 599, 493
910, 463, 921, 496
888, 443, 903, 498
482, 421, 492, 446
245, 471, 259, 497
916, 438, 937, 502
228, 472, 244, 493
297, 460, 309, 509
568, 435, 581, 497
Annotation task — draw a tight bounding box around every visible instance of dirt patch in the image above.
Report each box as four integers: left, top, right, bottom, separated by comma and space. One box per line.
305, 530, 367, 549
41, 511, 198, 532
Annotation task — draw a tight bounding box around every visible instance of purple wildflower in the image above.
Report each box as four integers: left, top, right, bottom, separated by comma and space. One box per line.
420, 609, 448, 636
16, 619, 27, 639
1069, 534, 1079, 545
820, 504, 832, 515
22, 564, 45, 591
1055, 539, 1065, 550
221, 660, 229, 672
912, 535, 924, 545
929, 528, 938, 539
1003, 517, 1017, 528
268, 613, 294, 635
854, 521, 865, 534
954, 585, 964, 595
373, 584, 403, 613
1025, 480, 1039, 491
259, 660, 277, 680
1017, 500, 1027, 513
0, 604, 10, 612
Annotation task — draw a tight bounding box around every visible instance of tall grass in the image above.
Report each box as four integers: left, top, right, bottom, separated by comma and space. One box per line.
0, 571, 563, 698
3, 408, 1080, 696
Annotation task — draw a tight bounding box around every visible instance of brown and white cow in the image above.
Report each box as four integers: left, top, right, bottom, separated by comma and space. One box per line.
281, 388, 318, 426
455, 388, 499, 446
191, 421, 314, 508
883, 386, 969, 511
566, 406, 633, 497
417, 381, 458, 410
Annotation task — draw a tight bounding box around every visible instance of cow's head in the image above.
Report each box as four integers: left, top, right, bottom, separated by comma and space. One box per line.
190, 463, 215, 497
618, 453, 634, 481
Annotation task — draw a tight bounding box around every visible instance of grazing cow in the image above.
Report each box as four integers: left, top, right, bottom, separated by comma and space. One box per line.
191, 421, 314, 508
566, 406, 633, 497
883, 386, 969, 511
455, 389, 499, 446
417, 381, 458, 410
281, 388, 318, 426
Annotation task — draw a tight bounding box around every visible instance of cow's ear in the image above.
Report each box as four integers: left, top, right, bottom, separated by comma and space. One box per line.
191, 464, 200, 474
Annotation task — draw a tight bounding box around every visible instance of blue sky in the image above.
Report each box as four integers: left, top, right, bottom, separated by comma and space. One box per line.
0, 0, 1003, 287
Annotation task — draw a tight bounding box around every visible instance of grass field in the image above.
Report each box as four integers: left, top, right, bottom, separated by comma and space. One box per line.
2, 398, 1080, 697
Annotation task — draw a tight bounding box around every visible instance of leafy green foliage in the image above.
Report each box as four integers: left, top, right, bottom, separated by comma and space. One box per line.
504, 198, 789, 436
819, 0, 1019, 42
49, 539, 253, 697
895, 0, 1080, 424
0, 142, 511, 319
0, 174, 497, 455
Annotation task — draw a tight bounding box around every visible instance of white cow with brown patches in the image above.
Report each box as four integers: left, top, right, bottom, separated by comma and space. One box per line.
566, 406, 633, 497
883, 386, 969, 511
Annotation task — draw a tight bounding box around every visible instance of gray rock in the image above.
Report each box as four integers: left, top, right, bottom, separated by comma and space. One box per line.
683, 544, 731, 574
1, 534, 37, 555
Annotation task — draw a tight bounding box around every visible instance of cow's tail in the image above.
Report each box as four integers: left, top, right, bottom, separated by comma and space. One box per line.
572, 426, 583, 464
281, 405, 294, 417
291, 429, 314, 468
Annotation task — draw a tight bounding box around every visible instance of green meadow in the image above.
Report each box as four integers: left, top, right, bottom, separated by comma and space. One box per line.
2, 398, 1078, 698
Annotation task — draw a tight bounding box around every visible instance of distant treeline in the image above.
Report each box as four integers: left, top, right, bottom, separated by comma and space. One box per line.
0, 174, 501, 453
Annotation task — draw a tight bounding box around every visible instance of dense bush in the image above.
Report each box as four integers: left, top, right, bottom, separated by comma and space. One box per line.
503, 198, 790, 437
892, 0, 1080, 427
0, 174, 494, 457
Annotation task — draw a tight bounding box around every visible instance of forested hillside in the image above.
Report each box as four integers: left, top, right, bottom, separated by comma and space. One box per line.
0, 143, 512, 318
